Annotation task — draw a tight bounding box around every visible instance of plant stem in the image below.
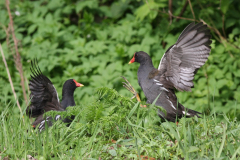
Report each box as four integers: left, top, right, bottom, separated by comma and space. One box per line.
0, 44, 23, 116
5, 0, 28, 105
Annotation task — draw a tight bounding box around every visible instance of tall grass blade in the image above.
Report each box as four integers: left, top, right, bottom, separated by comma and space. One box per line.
230, 145, 240, 160
217, 123, 227, 158
128, 101, 139, 118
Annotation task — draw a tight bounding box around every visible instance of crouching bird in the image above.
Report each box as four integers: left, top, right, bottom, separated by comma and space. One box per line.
26, 59, 84, 131
123, 22, 212, 122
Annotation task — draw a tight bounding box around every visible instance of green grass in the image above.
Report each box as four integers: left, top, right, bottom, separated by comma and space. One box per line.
0, 88, 240, 159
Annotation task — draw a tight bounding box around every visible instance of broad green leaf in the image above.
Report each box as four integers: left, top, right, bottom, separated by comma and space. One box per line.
217, 79, 228, 89
76, 0, 98, 13
135, 0, 165, 20
28, 24, 37, 34
221, 0, 230, 14
109, 149, 117, 156
110, 0, 129, 19
188, 146, 199, 153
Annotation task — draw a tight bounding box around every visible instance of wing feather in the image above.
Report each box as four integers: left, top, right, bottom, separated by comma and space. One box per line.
158, 22, 211, 91
26, 59, 61, 118
176, 30, 198, 47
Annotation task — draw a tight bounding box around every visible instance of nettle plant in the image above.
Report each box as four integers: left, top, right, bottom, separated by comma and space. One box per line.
0, 0, 239, 119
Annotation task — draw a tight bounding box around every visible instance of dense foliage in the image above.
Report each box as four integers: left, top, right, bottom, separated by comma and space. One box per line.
0, 0, 240, 158
1, 0, 240, 119
0, 0, 240, 117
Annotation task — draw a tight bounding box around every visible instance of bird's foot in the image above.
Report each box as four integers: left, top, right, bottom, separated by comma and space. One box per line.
121, 76, 146, 108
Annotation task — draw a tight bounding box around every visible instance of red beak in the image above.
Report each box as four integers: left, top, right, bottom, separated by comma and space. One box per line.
129, 55, 135, 64
73, 79, 84, 87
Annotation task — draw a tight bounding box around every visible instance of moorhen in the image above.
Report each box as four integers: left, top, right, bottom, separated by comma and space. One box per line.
124, 22, 211, 122
26, 60, 84, 131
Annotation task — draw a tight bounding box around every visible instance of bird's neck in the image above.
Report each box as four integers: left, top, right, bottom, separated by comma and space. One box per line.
139, 60, 155, 73
137, 60, 155, 85
61, 91, 75, 110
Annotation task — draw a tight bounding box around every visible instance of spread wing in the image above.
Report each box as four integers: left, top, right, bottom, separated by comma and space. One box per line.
157, 22, 212, 91
26, 59, 62, 118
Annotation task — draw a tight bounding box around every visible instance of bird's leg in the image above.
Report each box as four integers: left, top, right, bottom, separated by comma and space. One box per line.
121, 76, 141, 101
121, 76, 146, 107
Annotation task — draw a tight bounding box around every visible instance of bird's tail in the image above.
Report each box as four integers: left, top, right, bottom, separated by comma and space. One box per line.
182, 107, 202, 118
177, 102, 201, 118
26, 104, 43, 118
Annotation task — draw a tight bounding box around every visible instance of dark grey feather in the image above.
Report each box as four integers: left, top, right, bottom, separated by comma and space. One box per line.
158, 22, 212, 92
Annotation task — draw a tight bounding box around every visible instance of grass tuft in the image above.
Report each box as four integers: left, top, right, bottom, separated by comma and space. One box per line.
0, 87, 240, 159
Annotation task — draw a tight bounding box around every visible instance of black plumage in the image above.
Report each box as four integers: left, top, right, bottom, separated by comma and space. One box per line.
128, 22, 211, 122
26, 60, 83, 131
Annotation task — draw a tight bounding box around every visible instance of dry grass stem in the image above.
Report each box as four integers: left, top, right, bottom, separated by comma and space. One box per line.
168, 10, 195, 22
176, 0, 189, 22
187, 0, 195, 20
5, 0, 28, 105
0, 44, 23, 115
168, 0, 172, 24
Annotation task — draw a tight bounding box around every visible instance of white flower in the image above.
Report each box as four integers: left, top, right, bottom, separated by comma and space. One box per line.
15, 11, 20, 16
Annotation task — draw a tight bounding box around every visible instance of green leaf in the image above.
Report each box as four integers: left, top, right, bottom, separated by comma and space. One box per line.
135, 0, 164, 20
217, 79, 227, 89
188, 146, 199, 153
45, 13, 53, 24
128, 102, 140, 118
135, 3, 150, 21
214, 69, 224, 79
76, 0, 98, 13
225, 18, 237, 29
28, 24, 37, 34
215, 126, 223, 133
234, 92, 240, 102
221, 0, 230, 14
109, 149, 117, 156
110, 0, 129, 19
233, 70, 240, 77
